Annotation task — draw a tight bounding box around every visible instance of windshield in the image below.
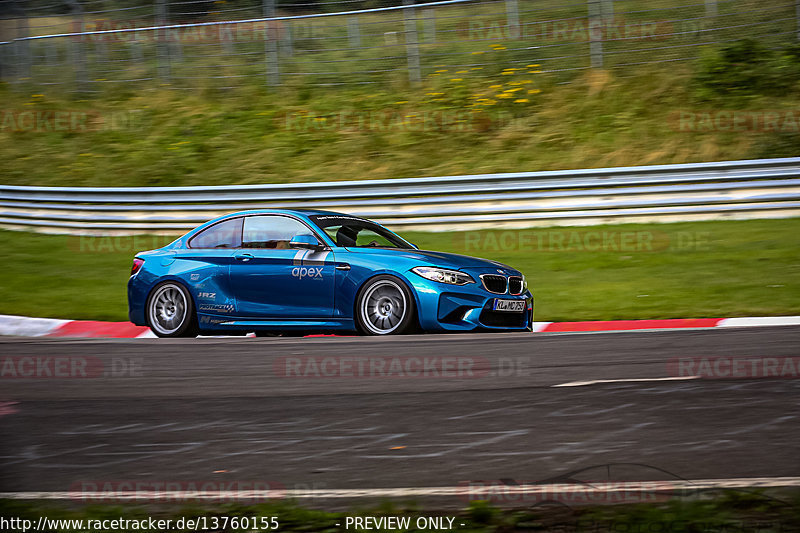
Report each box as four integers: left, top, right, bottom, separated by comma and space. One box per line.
309, 215, 414, 249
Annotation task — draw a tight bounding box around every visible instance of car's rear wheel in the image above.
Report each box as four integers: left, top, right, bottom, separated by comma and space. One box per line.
355, 275, 416, 335
147, 282, 198, 338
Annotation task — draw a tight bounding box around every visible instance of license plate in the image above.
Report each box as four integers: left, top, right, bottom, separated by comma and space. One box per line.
492, 299, 526, 312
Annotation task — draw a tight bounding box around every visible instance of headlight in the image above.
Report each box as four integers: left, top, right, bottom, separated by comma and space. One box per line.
412, 267, 475, 285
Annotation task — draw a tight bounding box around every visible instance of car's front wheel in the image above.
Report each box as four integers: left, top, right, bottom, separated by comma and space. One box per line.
355, 275, 416, 335
146, 282, 198, 338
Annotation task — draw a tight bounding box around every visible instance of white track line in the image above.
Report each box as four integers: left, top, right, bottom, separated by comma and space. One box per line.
4, 477, 800, 500
718, 316, 800, 328
552, 376, 701, 387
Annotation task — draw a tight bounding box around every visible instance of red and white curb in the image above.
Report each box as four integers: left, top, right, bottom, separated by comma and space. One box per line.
1, 313, 799, 339
0, 315, 154, 338
533, 316, 800, 332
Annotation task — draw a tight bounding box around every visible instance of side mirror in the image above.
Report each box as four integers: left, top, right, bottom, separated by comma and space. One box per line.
289, 234, 324, 251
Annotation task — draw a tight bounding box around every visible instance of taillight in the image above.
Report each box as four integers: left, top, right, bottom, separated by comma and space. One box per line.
131, 258, 144, 276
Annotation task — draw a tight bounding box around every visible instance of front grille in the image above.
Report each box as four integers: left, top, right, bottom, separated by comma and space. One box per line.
508, 276, 523, 295
481, 275, 507, 294
479, 309, 527, 328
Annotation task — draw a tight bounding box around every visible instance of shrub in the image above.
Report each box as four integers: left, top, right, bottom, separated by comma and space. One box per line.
693, 39, 800, 101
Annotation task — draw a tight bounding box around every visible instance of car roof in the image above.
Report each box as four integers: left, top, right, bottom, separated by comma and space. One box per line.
177, 209, 348, 246
227, 208, 349, 216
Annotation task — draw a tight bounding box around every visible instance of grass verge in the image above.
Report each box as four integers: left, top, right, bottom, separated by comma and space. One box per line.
0, 218, 797, 323
1, 45, 799, 187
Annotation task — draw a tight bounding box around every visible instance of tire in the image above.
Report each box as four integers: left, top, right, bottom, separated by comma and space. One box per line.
355, 275, 416, 335
146, 281, 198, 338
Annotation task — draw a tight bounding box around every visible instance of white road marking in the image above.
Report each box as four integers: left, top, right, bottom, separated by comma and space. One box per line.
552, 376, 701, 387
717, 316, 800, 328
4, 477, 800, 500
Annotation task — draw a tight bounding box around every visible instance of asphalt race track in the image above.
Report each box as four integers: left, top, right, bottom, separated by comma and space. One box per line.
1, 327, 799, 505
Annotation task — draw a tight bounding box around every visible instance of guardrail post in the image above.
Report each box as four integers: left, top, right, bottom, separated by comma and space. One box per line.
588, 0, 603, 68
155, 0, 170, 82
505, 0, 520, 40
403, 0, 421, 84
264, 0, 279, 87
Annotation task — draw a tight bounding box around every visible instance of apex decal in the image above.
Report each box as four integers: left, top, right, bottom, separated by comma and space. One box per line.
292, 267, 323, 279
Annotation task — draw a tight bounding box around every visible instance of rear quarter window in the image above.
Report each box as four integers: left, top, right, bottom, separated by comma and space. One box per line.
188, 217, 243, 249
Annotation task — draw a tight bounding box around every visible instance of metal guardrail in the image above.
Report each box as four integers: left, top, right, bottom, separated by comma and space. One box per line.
1, 157, 799, 234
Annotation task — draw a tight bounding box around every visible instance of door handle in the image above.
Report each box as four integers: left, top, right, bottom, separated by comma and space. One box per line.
335, 264, 351, 271
235, 253, 254, 262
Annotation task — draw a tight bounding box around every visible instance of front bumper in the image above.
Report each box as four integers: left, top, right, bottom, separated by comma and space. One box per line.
407, 274, 533, 332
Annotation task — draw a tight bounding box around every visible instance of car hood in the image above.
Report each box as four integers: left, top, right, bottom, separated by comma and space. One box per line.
342, 247, 520, 274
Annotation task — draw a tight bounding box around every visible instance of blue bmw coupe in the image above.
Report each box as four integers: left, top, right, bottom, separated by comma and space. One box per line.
127, 209, 533, 337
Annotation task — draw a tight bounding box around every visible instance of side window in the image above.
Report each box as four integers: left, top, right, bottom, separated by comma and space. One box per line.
322, 225, 340, 243
188, 217, 242, 249
242, 216, 315, 249
355, 229, 395, 247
